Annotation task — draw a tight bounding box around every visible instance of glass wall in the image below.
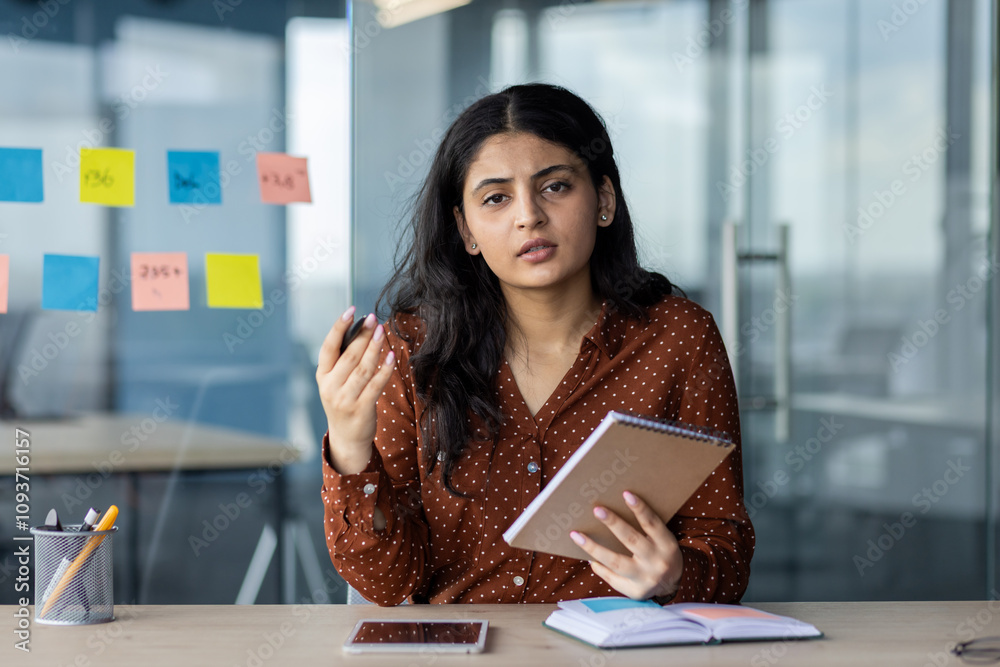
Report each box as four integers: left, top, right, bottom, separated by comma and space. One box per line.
0, 0, 995, 607
351, 0, 996, 602
740, 0, 992, 601
0, 0, 350, 604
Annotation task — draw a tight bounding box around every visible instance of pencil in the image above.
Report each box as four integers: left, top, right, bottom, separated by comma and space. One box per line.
39, 505, 118, 619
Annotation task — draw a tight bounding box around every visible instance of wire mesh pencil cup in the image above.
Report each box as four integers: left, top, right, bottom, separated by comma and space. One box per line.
31, 525, 117, 625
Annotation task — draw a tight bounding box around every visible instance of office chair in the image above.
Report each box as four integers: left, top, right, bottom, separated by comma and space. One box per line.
0, 310, 30, 418
346, 584, 372, 605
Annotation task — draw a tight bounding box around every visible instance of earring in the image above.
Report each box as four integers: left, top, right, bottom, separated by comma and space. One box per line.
471, 243, 477, 250
601, 215, 607, 221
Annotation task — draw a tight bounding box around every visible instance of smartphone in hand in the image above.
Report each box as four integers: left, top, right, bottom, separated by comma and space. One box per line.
340, 318, 367, 354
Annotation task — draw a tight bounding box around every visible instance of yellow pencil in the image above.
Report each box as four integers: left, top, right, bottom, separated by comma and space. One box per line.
39, 505, 119, 619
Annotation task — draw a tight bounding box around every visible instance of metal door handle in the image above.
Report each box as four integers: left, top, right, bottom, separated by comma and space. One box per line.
720, 221, 792, 444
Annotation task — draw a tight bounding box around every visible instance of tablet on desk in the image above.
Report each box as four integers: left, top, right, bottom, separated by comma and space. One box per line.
343, 619, 488, 654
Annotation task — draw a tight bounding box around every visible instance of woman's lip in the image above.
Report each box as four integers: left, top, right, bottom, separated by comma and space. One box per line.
518, 243, 557, 255
519, 246, 556, 263
518, 238, 557, 255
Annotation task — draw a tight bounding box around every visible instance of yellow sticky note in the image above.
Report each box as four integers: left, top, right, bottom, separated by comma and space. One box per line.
80, 148, 135, 206
205, 254, 263, 309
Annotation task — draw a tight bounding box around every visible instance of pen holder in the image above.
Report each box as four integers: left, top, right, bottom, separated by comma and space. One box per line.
31, 525, 117, 625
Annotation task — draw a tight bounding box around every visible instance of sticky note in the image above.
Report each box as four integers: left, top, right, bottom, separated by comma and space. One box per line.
42, 254, 100, 311
205, 254, 263, 309
581, 599, 660, 613
167, 151, 222, 205
256, 153, 311, 204
80, 148, 135, 207
682, 606, 777, 621
0, 148, 44, 203
131, 252, 190, 311
0, 255, 8, 313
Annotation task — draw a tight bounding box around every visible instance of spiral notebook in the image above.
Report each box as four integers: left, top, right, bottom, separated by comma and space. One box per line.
503, 410, 735, 561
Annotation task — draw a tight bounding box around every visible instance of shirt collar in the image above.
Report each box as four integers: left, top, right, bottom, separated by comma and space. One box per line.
583, 298, 627, 359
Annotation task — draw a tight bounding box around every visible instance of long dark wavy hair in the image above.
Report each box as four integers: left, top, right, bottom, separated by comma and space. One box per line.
376, 83, 681, 496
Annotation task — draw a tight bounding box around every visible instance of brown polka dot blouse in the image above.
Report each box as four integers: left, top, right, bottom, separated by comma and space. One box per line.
321, 294, 755, 606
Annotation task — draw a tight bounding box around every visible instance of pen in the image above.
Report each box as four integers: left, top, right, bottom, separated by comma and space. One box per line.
80, 508, 101, 532
38, 508, 80, 613
41, 558, 72, 604
39, 505, 118, 619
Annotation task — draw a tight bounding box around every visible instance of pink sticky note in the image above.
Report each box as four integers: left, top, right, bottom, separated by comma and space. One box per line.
256, 153, 312, 204
0, 255, 8, 313
130, 252, 190, 311
682, 606, 778, 621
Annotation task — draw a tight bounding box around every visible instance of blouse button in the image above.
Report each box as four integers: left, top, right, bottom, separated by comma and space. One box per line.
527, 462, 540, 473
362, 483, 377, 495
513, 576, 525, 586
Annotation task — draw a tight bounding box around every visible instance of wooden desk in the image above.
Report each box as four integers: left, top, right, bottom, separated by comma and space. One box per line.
2, 601, 995, 665
1, 414, 305, 604
1, 414, 301, 474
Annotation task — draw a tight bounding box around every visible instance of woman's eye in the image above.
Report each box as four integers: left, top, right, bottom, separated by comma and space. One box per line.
482, 181, 570, 206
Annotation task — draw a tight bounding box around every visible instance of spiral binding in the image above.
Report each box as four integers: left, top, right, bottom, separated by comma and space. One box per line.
611, 410, 734, 446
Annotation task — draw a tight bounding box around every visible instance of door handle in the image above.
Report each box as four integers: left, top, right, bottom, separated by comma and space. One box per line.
720, 221, 792, 444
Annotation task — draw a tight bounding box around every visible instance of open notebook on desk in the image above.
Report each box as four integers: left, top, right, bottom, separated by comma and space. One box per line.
545, 597, 823, 648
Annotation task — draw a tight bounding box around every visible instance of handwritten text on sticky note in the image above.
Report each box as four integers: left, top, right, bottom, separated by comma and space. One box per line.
0, 148, 44, 203
42, 254, 100, 311
80, 148, 135, 207
256, 153, 311, 204
168, 151, 222, 205
131, 252, 190, 311
205, 254, 263, 309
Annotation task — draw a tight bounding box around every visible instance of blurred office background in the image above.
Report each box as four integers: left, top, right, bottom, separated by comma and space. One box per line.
0, 0, 996, 604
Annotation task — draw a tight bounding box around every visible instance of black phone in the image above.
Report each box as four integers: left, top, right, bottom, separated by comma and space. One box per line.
343, 619, 488, 654
340, 318, 367, 354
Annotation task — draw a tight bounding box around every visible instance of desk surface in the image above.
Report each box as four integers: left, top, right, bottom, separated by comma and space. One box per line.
2, 601, 993, 666
1, 414, 301, 474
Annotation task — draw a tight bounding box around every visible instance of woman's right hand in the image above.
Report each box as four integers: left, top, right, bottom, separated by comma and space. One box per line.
316, 306, 396, 475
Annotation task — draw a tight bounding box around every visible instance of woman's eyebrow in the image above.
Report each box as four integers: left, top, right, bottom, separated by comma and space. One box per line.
470, 164, 576, 195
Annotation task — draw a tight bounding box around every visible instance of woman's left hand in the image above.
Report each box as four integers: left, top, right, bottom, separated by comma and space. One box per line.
570, 490, 683, 600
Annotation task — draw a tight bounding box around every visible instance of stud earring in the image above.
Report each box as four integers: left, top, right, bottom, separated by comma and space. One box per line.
471, 243, 477, 250
601, 215, 607, 221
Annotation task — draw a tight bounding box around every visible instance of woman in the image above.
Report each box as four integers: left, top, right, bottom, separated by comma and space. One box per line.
316, 83, 753, 606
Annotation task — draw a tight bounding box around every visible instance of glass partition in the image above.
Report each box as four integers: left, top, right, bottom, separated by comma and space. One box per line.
739, 0, 992, 601
350, 0, 996, 602
0, 0, 350, 605
0, 0, 994, 607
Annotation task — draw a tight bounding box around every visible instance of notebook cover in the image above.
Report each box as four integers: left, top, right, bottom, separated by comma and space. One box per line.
504, 411, 734, 560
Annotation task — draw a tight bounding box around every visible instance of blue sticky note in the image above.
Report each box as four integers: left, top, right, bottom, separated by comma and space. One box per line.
167, 151, 222, 205
42, 254, 100, 311
0, 148, 44, 203
581, 598, 660, 613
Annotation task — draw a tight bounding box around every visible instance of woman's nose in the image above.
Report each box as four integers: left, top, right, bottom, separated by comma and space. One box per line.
513, 192, 546, 229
